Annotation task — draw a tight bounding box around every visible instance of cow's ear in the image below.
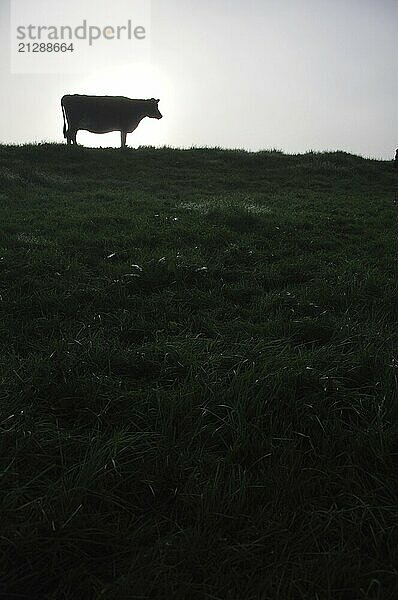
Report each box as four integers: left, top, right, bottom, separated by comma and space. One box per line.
156, 99, 160, 103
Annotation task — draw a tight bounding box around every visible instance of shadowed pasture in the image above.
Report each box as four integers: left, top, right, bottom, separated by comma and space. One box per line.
0, 144, 397, 599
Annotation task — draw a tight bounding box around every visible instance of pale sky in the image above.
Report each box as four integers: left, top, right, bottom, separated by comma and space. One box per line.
0, 0, 397, 158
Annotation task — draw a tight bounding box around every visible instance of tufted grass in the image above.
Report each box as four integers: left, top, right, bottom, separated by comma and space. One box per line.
0, 143, 397, 599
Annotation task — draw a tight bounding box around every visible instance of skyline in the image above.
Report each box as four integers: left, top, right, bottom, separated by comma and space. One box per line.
0, 0, 397, 159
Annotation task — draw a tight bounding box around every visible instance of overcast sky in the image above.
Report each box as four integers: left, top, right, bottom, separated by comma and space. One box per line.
0, 0, 397, 158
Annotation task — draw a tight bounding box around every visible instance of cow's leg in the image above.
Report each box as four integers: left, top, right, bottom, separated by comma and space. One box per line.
71, 129, 78, 145
121, 131, 127, 148
65, 128, 73, 145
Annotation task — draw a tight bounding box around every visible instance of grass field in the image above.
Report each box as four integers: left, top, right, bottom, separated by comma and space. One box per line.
0, 143, 397, 599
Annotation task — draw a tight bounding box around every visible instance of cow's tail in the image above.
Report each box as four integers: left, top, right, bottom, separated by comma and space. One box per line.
61, 96, 68, 139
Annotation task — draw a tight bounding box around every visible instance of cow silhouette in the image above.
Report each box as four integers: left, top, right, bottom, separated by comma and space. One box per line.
394, 149, 398, 169
61, 94, 163, 147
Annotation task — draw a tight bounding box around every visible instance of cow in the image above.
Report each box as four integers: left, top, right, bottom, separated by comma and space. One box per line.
394, 148, 398, 169
61, 94, 163, 148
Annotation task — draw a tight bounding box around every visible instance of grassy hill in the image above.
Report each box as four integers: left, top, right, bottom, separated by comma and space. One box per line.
0, 144, 397, 599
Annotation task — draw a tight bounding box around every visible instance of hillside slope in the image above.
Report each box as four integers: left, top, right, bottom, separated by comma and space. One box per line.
0, 144, 397, 599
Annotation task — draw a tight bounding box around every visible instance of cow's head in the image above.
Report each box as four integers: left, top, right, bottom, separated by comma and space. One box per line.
146, 98, 163, 119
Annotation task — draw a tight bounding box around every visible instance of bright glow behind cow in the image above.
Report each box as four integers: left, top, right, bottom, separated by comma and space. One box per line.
72, 64, 171, 148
